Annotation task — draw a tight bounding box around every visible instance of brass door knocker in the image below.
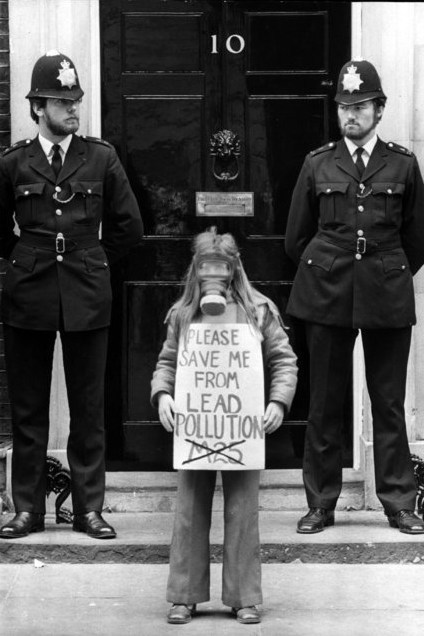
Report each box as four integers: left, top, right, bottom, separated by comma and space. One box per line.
210, 129, 241, 182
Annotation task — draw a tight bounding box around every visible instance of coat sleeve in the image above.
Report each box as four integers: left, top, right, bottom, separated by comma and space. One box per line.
400, 155, 424, 276
260, 305, 298, 412
101, 147, 144, 264
0, 157, 19, 259
285, 154, 319, 265
150, 314, 179, 407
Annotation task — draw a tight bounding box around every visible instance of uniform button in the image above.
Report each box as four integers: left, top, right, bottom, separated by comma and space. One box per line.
326, 188, 331, 193
355, 253, 362, 261
55, 186, 62, 193
387, 188, 392, 194
24, 190, 29, 196
87, 188, 92, 194
357, 230, 364, 236
402, 265, 406, 270
55, 209, 62, 216
307, 259, 313, 265
358, 205, 364, 212
388, 143, 393, 147
56, 255, 63, 262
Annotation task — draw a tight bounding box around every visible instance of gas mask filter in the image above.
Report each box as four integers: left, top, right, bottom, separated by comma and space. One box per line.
197, 257, 233, 316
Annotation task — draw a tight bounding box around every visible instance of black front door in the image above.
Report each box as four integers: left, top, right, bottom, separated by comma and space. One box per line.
100, 0, 352, 470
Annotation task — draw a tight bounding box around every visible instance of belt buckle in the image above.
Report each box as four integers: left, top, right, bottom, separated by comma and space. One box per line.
56, 233, 65, 254
356, 237, 366, 255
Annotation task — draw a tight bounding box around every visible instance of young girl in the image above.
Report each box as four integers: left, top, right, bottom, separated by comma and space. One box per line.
151, 227, 298, 625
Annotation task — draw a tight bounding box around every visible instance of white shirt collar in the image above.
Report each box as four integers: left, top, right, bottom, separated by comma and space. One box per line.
344, 134, 378, 158
38, 133, 73, 158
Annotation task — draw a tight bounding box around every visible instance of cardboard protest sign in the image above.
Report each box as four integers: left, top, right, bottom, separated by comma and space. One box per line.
173, 323, 265, 470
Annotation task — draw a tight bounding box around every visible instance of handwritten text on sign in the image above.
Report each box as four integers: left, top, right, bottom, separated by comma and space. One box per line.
174, 324, 265, 470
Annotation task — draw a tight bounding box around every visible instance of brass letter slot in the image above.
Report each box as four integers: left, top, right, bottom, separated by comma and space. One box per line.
196, 192, 253, 217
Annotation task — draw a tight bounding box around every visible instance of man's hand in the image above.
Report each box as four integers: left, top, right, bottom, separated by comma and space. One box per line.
157, 392, 175, 432
263, 401, 285, 434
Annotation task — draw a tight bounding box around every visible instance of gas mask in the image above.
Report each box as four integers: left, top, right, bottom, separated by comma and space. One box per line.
197, 257, 233, 316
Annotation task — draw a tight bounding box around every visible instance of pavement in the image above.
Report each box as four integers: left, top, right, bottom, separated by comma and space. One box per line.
1, 511, 424, 635
2, 563, 424, 636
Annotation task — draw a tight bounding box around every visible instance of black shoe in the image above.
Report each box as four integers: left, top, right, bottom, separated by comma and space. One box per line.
0, 512, 45, 539
232, 606, 261, 624
297, 508, 335, 534
73, 511, 116, 539
387, 510, 424, 535
167, 604, 196, 624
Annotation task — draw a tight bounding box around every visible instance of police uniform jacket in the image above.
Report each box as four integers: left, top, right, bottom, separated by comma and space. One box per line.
0, 134, 143, 331
285, 137, 424, 329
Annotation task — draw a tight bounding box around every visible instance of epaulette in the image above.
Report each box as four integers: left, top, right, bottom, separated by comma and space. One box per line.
2, 138, 33, 156
310, 141, 336, 157
386, 141, 413, 157
79, 135, 113, 149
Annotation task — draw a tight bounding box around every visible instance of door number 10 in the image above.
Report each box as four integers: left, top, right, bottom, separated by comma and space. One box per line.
211, 34, 245, 54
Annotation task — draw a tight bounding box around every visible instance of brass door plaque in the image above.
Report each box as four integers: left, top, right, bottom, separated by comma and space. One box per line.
196, 192, 254, 217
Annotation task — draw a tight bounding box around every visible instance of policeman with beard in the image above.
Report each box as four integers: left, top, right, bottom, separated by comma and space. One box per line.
285, 59, 424, 534
0, 51, 143, 539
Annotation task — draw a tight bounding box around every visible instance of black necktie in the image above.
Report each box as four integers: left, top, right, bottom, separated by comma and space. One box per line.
51, 144, 62, 179
355, 147, 365, 179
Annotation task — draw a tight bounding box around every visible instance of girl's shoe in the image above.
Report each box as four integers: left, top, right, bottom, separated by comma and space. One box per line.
167, 604, 196, 624
232, 606, 261, 624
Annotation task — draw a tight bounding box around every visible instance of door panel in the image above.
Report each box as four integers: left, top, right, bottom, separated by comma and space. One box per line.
125, 97, 203, 235
248, 12, 328, 72
124, 15, 204, 72
100, 0, 352, 470
248, 97, 327, 233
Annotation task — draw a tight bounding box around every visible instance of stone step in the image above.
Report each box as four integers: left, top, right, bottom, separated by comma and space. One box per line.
2, 449, 366, 513
1, 511, 424, 565
103, 470, 365, 513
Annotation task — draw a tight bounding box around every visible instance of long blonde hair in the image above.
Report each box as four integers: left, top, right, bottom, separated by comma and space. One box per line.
172, 227, 260, 341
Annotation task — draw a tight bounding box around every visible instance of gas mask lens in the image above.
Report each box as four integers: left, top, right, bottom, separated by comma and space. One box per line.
198, 261, 231, 277
198, 259, 232, 316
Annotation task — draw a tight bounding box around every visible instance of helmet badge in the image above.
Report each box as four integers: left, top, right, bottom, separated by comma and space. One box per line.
57, 59, 77, 90
342, 64, 364, 93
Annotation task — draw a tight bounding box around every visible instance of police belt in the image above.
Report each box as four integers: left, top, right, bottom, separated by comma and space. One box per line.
19, 231, 100, 254
317, 233, 402, 256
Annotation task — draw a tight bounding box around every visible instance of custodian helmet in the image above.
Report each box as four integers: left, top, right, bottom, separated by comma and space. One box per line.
26, 50, 84, 101
334, 59, 386, 105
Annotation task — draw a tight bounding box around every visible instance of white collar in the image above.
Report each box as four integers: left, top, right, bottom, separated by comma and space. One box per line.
344, 134, 378, 158
38, 133, 73, 157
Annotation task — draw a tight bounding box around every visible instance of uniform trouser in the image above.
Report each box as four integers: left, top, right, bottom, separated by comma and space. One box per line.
166, 470, 262, 608
3, 324, 109, 515
303, 323, 416, 515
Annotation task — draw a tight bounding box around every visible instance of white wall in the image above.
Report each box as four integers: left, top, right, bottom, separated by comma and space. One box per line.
9, 0, 100, 141
355, 2, 424, 506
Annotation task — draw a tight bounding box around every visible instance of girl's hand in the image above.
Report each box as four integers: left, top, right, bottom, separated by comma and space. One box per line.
158, 392, 176, 432
263, 401, 285, 434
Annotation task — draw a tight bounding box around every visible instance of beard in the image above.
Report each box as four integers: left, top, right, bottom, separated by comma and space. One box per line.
44, 111, 79, 137
339, 112, 380, 141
